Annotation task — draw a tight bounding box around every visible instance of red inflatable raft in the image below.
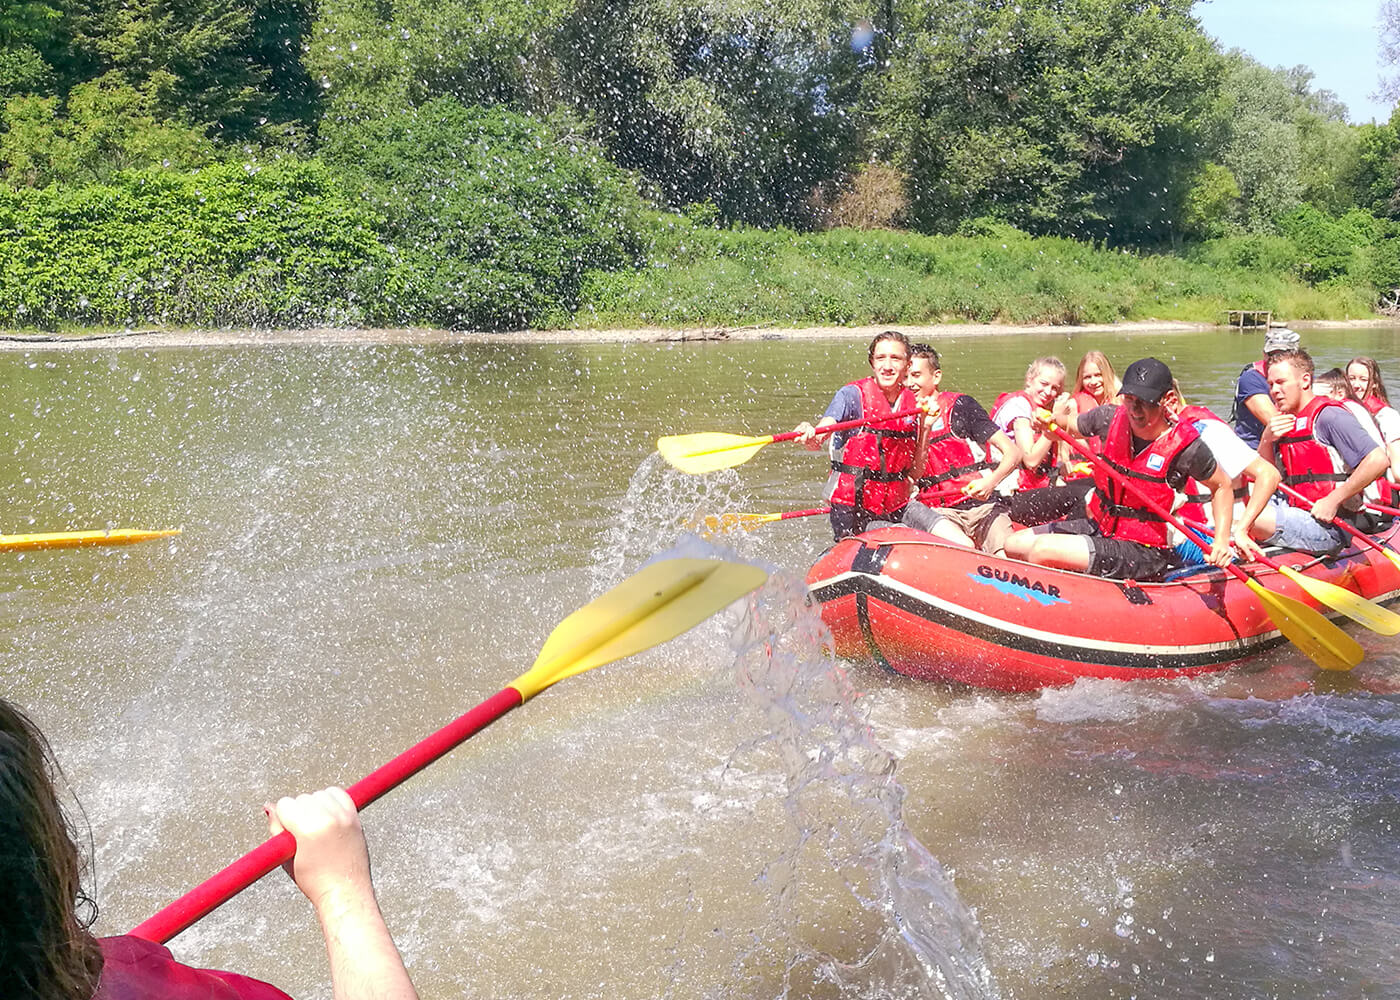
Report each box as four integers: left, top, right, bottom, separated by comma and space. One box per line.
805, 523, 1400, 692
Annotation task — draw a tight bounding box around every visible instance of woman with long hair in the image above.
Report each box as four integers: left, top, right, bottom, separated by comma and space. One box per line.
1061, 351, 1120, 480
1072, 350, 1120, 409
1347, 356, 1400, 485
0, 698, 417, 1000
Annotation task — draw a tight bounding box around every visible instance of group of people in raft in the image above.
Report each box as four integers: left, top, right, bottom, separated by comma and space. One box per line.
793, 328, 1400, 584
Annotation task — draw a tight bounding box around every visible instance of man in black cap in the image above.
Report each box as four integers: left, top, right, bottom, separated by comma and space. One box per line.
1230, 326, 1300, 448
1004, 358, 1234, 580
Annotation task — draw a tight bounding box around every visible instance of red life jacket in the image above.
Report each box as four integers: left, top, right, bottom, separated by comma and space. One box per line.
992, 389, 1055, 489
1362, 394, 1387, 416
1086, 407, 1200, 548
1275, 395, 1350, 505
913, 391, 993, 506
1063, 391, 1108, 481
96, 937, 293, 1000
828, 377, 917, 515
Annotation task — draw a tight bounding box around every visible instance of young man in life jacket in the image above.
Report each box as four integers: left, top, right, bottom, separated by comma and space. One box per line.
1239, 349, 1390, 554
900, 343, 1022, 555
794, 331, 919, 540
1230, 327, 1298, 448
1003, 358, 1235, 580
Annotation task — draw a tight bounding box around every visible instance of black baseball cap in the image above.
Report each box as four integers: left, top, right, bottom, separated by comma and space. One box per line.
1120, 358, 1173, 404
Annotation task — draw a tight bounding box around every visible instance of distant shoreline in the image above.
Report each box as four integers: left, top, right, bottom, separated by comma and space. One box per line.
0, 317, 1393, 350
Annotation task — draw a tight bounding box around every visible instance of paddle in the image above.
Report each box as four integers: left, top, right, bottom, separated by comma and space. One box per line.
128, 557, 768, 945
1041, 421, 1362, 671
0, 528, 180, 553
1180, 516, 1400, 636
698, 506, 831, 535
658, 407, 921, 475
1275, 481, 1400, 573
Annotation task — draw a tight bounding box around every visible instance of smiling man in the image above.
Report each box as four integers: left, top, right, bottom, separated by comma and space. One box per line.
794, 331, 919, 540
1243, 348, 1391, 554
1004, 358, 1234, 580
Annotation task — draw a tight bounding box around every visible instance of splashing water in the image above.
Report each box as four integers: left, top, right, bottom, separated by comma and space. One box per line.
589, 455, 997, 998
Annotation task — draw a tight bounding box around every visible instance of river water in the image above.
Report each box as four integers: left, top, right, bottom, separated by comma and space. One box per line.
2, 326, 1398, 999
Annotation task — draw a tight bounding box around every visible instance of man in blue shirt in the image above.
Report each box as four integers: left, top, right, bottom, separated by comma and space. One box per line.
1231, 327, 1298, 448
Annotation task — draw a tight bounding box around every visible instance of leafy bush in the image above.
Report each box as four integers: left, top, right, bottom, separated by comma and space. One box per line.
0, 159, 385, 327
1275, 203, 1356, 283
319, 99, 647, 330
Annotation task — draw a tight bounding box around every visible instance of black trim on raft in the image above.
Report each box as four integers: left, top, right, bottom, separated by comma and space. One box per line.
852, 542, 893, 576
855, 592, 896, 673
811, 573, 1289, 672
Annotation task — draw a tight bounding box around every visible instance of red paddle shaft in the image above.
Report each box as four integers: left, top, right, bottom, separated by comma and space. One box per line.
128, 686, 525, 944
1274, 481, 1391, 554
772, 406, 921, 444
1044, 426, 1246, 581
777, 506, 831, 519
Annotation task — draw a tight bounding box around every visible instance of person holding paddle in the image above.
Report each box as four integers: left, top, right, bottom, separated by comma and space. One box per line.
0, 697, 418, 1000
793, 331, 919, 540
1004, 358, 1234, 580
900, 343, 1020, 555
1243, 349, 1390, 554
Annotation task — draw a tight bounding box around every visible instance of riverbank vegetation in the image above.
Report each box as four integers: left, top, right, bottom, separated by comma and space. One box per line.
1, 0, 1399, 331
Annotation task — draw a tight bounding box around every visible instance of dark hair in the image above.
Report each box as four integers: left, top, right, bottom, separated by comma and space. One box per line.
1268, 349, 1314, 380
867, 330, 911, 364
909, 343, 940, 368
1317, 367, 1359, 401
1347, 356, 1391, 405
0, 699, 103, 1000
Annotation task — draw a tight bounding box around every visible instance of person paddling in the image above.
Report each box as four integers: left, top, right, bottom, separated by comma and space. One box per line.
1004, 358, 1233, 580
990, 356, 1067, 493
0, 698, 418, 1000
794, 331, 919, 540
1242, 349, 1391, 554
900, 343, 1020, 555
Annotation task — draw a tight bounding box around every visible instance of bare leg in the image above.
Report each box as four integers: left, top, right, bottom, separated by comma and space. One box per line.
1024, 534, 1093, 572
1004, 527, 1036, 561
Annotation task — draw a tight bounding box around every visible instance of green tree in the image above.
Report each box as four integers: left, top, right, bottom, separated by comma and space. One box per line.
544, 0, 865, 225
869, 0, 1221, 241
64, 0, 317, 137
0, 2, 62, 96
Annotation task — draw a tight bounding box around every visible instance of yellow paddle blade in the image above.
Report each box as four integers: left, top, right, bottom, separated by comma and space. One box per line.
0, 528, 181, 553
656, 432, 778, 474
509, 558, 768, 700
1278, 566, 1400, 636
697, 512, 780, 536
1243, 577, 1364, 671
1378, 544, 1400, 573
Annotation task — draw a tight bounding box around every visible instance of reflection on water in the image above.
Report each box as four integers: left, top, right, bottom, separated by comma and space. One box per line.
0, 327, 1396, 999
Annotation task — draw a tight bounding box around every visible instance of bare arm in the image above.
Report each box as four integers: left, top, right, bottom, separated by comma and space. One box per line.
1313, 446, 1390, 523
1202, 464, 1235, 567
1243, 393, 1279, 427
1233, 456, 1281, 561
268, 789, 419, 1000
1011, 418, 1055, 471
793, 416, 837, 450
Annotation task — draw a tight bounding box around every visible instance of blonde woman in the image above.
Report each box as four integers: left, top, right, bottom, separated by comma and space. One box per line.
1061, 351, 1120, 479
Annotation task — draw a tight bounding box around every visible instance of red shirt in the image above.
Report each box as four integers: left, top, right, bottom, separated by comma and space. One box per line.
96, 936, 293, 1000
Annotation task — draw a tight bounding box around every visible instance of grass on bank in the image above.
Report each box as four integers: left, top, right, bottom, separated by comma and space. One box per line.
571, 216, 1382, 329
